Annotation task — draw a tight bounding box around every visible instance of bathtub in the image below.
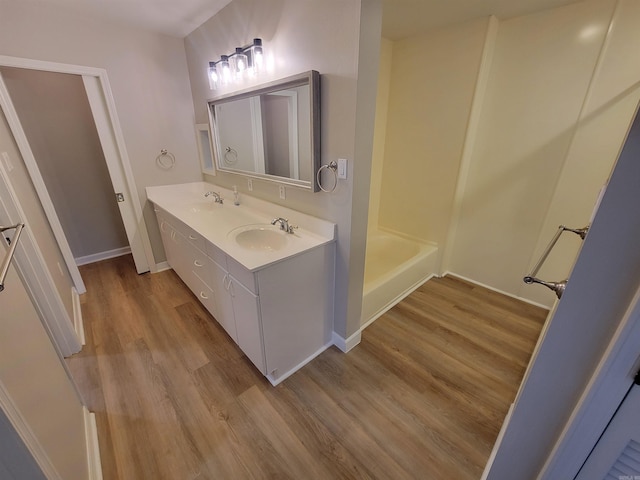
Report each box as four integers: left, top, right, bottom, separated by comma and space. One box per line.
361, 230, 438, 327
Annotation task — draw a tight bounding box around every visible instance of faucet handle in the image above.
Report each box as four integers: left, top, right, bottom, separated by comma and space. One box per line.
271, 217, 298, 234
205, 191, 224, 204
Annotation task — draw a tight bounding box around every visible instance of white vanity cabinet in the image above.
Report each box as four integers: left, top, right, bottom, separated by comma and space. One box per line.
156, 209, 209, 300
204, 246, 264, 373
152, 204, 334, 385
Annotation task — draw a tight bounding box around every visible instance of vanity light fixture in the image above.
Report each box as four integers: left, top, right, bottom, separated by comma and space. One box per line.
208, 38, 265, 90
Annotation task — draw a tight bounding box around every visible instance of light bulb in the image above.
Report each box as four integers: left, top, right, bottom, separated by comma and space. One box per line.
232, 47, 248, 81
207, 62, 218, 90
219, 55, 231, 86
249, 38, 264, 75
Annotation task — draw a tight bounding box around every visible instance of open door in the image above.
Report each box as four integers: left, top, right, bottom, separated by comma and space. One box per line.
0, 56, 154, 294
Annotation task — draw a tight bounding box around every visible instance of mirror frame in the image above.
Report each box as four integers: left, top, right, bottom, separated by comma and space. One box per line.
207, 70, 321, 191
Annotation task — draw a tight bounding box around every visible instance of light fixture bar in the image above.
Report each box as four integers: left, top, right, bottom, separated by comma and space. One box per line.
207, 38, 265, 90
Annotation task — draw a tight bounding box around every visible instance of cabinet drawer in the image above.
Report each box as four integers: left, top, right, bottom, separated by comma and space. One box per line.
191, 274, 218, 320
227, 256, 258, 294
189, 247, 211, 287
173, 217, 206, 253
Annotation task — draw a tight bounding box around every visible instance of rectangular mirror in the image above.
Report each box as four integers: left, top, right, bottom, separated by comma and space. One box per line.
207, 71, 320, 191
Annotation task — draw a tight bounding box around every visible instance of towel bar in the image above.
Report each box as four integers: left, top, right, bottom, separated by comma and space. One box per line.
0, 223, 25, 293
523, 224, 589, 299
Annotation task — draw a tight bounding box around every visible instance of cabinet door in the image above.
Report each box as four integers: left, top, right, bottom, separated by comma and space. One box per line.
170, 230, 194, 289
230, 276, 265, 374
209, 258, 237, 343
158, 218, 178, 268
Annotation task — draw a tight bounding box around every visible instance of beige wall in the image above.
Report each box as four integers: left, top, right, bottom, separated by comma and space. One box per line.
367, 37, 392, 234
448, 0, 627, 307
371, 0, 640, 310
1, 67, 129, 260
0, 1, 203, 263
377, 18, 489, 256
521, 0, 640, 306
185, 0, 382, 339
0, 109, 75, 319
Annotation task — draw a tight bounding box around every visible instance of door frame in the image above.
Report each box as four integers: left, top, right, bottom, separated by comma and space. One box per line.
0, 55, 155, 294
0, 162, 82, 356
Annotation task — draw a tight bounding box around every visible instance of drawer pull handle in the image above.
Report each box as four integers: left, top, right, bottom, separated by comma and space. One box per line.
194, 260, 203, 267
199, 292, 209, 300
189, 235, 197, 240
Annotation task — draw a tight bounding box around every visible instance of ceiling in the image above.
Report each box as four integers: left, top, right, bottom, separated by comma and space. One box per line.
9, 0, 234, 38
9, 0, 584, 39
381, 0, 584, 40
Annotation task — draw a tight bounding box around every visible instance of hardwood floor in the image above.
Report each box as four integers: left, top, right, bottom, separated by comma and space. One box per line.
67, 255, 547, 479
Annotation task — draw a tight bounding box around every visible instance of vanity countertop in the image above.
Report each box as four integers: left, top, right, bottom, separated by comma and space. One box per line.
146, 182, 336, 272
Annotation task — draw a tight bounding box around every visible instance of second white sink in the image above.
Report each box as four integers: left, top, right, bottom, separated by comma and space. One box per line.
229, 224, 290, 251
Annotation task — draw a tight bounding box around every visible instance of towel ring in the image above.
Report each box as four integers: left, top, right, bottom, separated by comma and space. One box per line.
156, 149, 175, 169
316, 161, 338, 193
224, 147, 238, 165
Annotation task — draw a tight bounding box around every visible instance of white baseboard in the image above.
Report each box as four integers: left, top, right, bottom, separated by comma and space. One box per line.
154, 261, 171, 272
332, 330, 362, 353
74, 246, 131, 266
83, 407, 103, 480
267, 342, 332, 386
71, 287, 85, 346
443, 271, 551, 311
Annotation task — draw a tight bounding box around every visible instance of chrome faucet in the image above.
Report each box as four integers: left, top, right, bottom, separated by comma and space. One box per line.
204, 191, 223, 204
271, 217, 297, 234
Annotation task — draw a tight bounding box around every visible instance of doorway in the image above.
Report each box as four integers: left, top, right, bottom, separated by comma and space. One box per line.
0, 55, 154, 294
0, 67, 130, 270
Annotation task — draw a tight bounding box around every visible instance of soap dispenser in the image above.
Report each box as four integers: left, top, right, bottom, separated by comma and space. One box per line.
233, 185, 240, 206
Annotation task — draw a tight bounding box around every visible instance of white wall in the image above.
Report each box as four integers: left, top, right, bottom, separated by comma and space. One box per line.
184, 0, 382, 340
1, 67, 129, 260
0, 1, 202, 263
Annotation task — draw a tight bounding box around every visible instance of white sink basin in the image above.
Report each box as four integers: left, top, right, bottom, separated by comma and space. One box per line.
183, 201, 223, 213
229, 224, 290, 251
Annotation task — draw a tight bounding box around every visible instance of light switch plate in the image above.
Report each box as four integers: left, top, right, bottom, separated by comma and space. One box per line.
247, 178, 253, 191
337, 158, 347, 179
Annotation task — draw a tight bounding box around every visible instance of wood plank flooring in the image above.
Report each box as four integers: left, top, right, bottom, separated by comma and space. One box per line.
67, 255, 547, 479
